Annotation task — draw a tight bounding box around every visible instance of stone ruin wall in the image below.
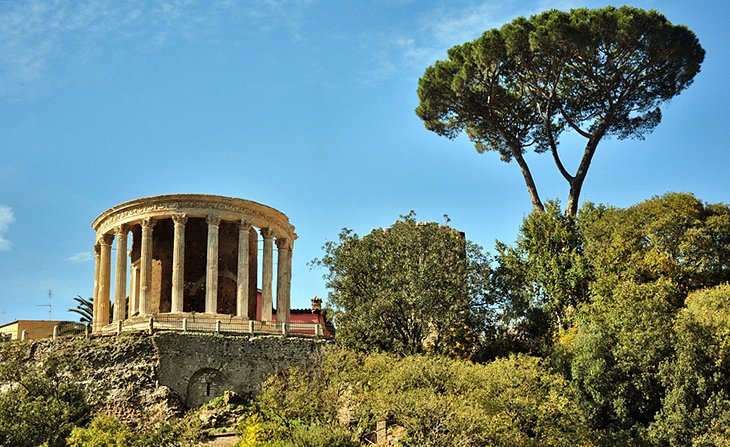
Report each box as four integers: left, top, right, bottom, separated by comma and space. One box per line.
12, 333, 327, 422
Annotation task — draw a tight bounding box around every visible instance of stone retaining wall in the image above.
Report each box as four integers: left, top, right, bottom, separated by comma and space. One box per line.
7, 332, 327, 423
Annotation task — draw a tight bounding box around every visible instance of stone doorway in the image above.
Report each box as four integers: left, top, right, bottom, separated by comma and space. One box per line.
186, 367, 226, 407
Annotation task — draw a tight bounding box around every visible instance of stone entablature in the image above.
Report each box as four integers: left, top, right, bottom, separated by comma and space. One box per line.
91, 194, 297, 333
92, 194, 295, 241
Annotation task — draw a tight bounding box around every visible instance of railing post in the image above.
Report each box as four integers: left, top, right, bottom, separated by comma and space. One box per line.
21, 330, 27, 341
215, 320, 221, 333
182, 318, 188, 332
116, 320, 123, 335
248, 320, 255, 335
281, 322, 288, 337
148, 317, 154, 335
85, 324, 90, 339
314, 323, 322, 338
53, 325, 59, 340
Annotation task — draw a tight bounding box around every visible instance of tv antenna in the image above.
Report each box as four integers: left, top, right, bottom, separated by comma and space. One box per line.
36, 290, 52, 320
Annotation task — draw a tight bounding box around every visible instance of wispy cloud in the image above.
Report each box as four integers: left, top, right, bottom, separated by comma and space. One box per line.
358, 1, 511, 84
0, 206, 15, 251
67, 251, 93, 263
0, 0, 252, 98
360, 0, 586, 84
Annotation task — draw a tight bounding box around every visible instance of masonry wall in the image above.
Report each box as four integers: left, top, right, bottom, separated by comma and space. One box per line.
6, 332, 327, 422
154, 333, 325, 407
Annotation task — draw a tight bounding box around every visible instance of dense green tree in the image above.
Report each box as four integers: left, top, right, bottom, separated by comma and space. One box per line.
488, 193, 730, 359
580, 193, 730, 299
313, 212, 490, 358
650, 284, 730, 446
491, 201, 591, 341
416, 6, 704, 218
570, 280, 678, 440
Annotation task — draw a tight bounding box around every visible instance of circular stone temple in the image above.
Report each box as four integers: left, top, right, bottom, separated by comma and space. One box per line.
90, 194, 296, 334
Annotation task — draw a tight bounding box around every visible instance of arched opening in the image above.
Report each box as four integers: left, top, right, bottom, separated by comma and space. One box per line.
186, 367, 226, 407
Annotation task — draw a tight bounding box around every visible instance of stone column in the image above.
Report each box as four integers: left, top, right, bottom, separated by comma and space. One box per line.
247, 227, 258, 319
129, 263, 138, 316
205, 215, 221, 314
236, 220, 252, 318
138, 218, 155, 316
113, 225, 128, 322
261, 228, 274, 321
171, 214, 187, 313
97, 233, 114, 328
276, 238, 293, 323
92, 244, 100, 329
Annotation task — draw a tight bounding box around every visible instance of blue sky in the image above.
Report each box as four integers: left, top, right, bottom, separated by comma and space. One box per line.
0, 0, 727, 323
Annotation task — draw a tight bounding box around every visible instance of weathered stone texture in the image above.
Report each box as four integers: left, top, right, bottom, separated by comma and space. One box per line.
155, 333, 325, 407
10, 332, 327, 422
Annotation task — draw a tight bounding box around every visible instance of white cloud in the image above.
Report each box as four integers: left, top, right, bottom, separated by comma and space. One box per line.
0, 0, 237, 98
67, 251, 93, 263
0, 205, 15, 251
419, 2, 506, 47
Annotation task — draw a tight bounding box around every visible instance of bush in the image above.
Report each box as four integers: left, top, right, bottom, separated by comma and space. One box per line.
0, 343, 91, 447
68, 413, 205, 447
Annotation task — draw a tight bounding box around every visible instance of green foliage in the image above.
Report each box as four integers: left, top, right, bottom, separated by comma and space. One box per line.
251, 346, 594, 447
483, 193, 730, 442
69, 295, 94, 324
580, 193, 730, 298
491, 201, 592, 345
313, 212, 490, 358
361, 352, 592, 447
0, 343, 91, 447
258, 366, 340, 425
416, 6, 704, 217
68, 412, 205, 447
236, 412, 355, 447
571, 280, 678, 436
66, 415, 135, 447
236, 412, 286, 447
650, 284, 730, 446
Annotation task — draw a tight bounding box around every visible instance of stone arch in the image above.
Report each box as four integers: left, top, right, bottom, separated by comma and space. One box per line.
186, 367, 226, 407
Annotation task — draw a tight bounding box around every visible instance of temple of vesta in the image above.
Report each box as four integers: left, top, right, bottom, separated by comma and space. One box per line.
90, 194, 296, 334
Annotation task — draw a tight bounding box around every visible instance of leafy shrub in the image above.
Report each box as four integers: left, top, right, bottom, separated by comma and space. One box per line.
0, 343, 91, 447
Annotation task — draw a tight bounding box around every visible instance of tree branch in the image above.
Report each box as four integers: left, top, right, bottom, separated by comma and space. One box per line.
566, 121, 609, 219
506, 136, 545, 214
543, 92, 574, 183
558, 103, 593, 139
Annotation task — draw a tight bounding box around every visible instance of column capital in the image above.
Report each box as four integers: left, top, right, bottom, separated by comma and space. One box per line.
94, 244, 101, 256
99, 233, 114, 247
172, 214, 188, 226
141, 217, 156, 230
260, 227, 274, 239
275, 237, 292, 250
206, 214, 221, 227
114, 224, 129, 236
239, 219, 253, 231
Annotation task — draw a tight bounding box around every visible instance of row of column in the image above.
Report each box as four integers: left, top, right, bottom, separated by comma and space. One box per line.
92, 214, 293, 329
